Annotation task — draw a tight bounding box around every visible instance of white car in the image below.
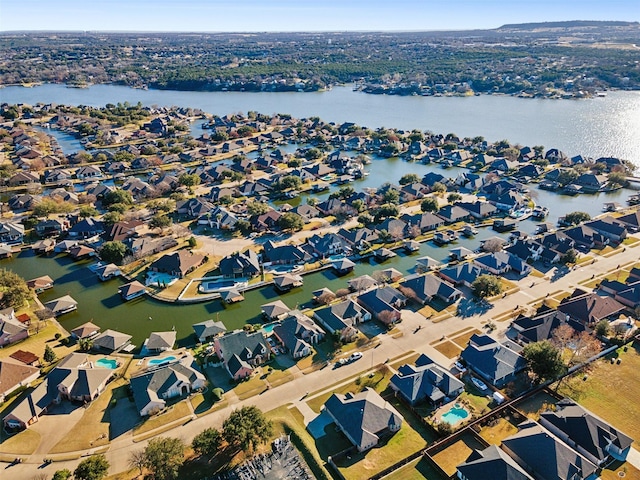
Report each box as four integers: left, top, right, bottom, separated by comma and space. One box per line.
349, 352, 363, 362
454, 361, 467, 373
471, 377, 489, 391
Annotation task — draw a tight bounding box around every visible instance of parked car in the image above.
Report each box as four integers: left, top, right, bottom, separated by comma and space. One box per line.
349, 352, 363, 362
471, 377, 488, 391
454, 361, 467, 373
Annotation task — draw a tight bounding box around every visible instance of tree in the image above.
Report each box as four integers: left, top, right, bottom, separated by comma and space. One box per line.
246, 201, 270, 216
522, 340, 566, 385
0, 269, 31, 309
420, 197, 439, 213
149, 214, 172, 231
35, 308, 54, 321
431, 181, 447, 194
178, 173, 201, 189
223, 406, 273, 453
74, 454, 109, 480
44, 344, 57, 363
375, 203, 399, 220
471, 274, 503, 298
102, 211, 123, 227
382, 188, 400, 204
100, 241, 127, 264
79, 205, 99, 218
563, 211, 591, 225
399, 173, 419, 185
447, 193, 462, 203
52, 469, 73, 480
482, 238, 505, 253
607, 171, 629, 188
552, 325, 601, 366
192, 427, 222, 458
560, 248, 578, 265
103, 189, 133, 207
143, 437, 185, 480
78, 338, 94, 352
128, 449, 146, 478
595, 319, 610, 337
277, 212, 304, 232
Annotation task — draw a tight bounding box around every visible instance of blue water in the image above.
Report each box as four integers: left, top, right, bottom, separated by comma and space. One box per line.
262, 324, 275, 334
441, 405, 469, 425
148, 355, 176, 366
95, 358, 118, 369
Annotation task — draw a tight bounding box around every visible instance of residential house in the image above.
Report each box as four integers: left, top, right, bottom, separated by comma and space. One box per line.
437, 205, 470, 223
146, 331, 177, 353
67, 218, 104, 239
576, 173, 607, 192
456, 445, 535, 480
35, 218, 69, 238
192, 319, 227, 343
457, 201, 498, 219
261, 300, 291, 321
585, 217, 627, 243
262, 242, 312, 265
564, 225, 609, 249
557, 289, 626, 327
219, 249, 261, 278
92, 329, 132, 353
437, 263, 484, 288
148, 251, 205, 278
474, 251, 532, 276
95, 263, 121, 281
337, 227, 380, 251
314, 299, 370, 341
0, 222, 24, 244
306, 233, 351, 258
74, 165, 102, 180
273, 273, 304, 292
3, 353, 113, 429
509, 308, 583, 344
501, 420, 599, 480
213, 330, 269, 380
70, 322, 100, 340
390, 354, 464, 406
130, 354, 205, 416
460, 334, 527, 387
399, 274, 462, 305
539, 398, 633, 464
177, 197, 215, 219
614, 210, 640, 233
26, 275, 54, 293
43, 295, 78, 316
118, 280, 147, 301
323, 388, 402, 452
401, 212, 445, 233
357, 287, 407, 325
599, 277, 640, 309
68, 244, 95, 259
0, 358, 40, 403
273, 312, 325, 359
105, 220, 144, 242
348, 274, 378, 293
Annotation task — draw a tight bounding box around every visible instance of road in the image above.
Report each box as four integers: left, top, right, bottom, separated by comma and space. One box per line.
3, 235, 639, 478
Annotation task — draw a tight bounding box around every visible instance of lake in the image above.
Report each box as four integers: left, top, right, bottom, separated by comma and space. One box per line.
1, 83, 639, 346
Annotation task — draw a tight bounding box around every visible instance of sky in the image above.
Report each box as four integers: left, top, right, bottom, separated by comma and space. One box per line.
1, 0, 638, 32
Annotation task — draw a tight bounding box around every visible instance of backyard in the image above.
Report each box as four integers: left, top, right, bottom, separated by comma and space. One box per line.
383, 456, 446, 480
430, 431, 487, 477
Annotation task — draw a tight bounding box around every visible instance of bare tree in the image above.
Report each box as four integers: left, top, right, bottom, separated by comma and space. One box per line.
128, 448, 147, 479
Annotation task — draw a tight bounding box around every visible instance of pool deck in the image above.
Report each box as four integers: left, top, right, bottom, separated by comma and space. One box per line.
433, 398, 471, 426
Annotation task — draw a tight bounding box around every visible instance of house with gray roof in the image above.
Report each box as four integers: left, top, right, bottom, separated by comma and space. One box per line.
313, 299, 370, 342
92, 329, 132, 353
501, 420, 599, 480
272, 312, 324, 359
130, 354, 205, 416
213, 330, 269, 380
43, 295, 78, 316
399, 274, 462, 305
390, 354, 464, 406
192, 319, 227, 343
261, 300, 291, 321
323, 388, 402, 452
437, 263, 484, 288
219, 249, 261, 278
460, 334, 526, 387
539, 398, 633, 465
456, 445, 534, 480
357, 286, 407, 326
0, 310, 29, 347
0, 221, 24, 244
146, 331, 177, 353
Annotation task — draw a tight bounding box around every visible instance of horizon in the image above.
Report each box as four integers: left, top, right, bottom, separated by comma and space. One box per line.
2, 0, 639, 33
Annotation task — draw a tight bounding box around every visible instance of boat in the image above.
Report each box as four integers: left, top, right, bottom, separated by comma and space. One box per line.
627, 194, 640, 206
531, 206, 549, 219
461, 224, 478, 237
433, 230, 458, 246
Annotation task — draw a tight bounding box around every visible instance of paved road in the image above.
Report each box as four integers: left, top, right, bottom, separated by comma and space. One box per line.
3, 236, 639, 478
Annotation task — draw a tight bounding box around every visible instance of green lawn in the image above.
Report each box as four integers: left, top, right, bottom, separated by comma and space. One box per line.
234, 376, 267, 400
556, 342, 640, 445
132, 400, 192, 436
0, 428, 41, 456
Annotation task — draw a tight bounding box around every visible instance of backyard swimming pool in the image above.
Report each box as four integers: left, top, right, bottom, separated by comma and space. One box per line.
145, 272, 178, 288
198, 279, 248, 293
95, 358, 118, 369
441, 403, 470, 425
148, 355, 176, 366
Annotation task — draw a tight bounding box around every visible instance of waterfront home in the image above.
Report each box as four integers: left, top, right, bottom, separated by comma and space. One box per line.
261, 300, 291, 321
306, 232, 351, 258
145, 331, 177, 353
0, 243, 12, 258
192, 319, 227, 343
331, 257, 356, 276
456, 444, 535, 480
130, 354, 206, 417
473, 251, 532, 276
8, 193, 41, 212
348, 274, 378, 292
460, 334, 526, 388
313, 299, 370, 342
54, 239, 79, 253
273, 311, 324, 359
557, 289, 626, 327
415, 256, 442, 273
148, 250, 205, 278
390, 354, 464, 407
357, 286, 407, 326
501, 420, 599, 480
74, 165, 103, 180
95, 263, 121, 281
32, 238, 56, 254
219, 249, 261, 278
399, 273, 462, 305
118, 280, 147, 301
539, 398, 633, 464
126, 236, 178, 259
213, 330, 269, 380
8, 171, 39, 187
585, 217, 628, 243
70, 321, 101, 340
457, 201, 498, 219
0, 358, 40, 403
69, 244, 96, 259
401, 212, 445, 233
0, 310, 29, 347
3, 353, 113, 430
35, 218, 69, 238
0, 221, 24, 244
262, 242, 312, 265
273, 273, 304, 293
436, 205, 470, 223
68, 217, 104, 239
613, 210, 640, 232
576, 173, 607, 192
323, 388, 402, 452
26, 275, 54, 293
92, 329, 132, 353
43, 295, 78, 316
337, 227, 380, 250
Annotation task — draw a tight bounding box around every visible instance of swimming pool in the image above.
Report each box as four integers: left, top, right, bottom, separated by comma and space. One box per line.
145, 272, 178, 288
148, 355, 176, 366
441, 404, 470, 425
198, 279, 247, 293
262, 323, 275, 334
95, 358, 118, 369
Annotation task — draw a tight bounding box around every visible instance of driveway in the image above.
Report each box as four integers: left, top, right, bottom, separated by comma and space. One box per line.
30, 402, 85, 456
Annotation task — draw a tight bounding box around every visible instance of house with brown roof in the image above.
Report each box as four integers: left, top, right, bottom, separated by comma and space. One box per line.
118, 280, 147, 301
26, 275, 54, 293
70, 322, 101, 340
9, 350, 40, 366
0, 358, 40, 402
557, 289, 626, 327
148, 250, 205, 278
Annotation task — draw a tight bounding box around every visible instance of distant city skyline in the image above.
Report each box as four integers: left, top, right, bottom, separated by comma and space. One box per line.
2, 0, 639, 32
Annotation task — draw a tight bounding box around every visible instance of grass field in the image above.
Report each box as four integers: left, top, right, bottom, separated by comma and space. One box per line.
450, 329, 482, 349
383, 457, 446, 480
0, 427, 41, 455
478, 416, 519, 444
556, 342, 640, 445
234, 376, 267, 400
430, 433, 486, 476
0, 321, 77, 362
433, 340, 462, 359
132, 400, 192, 436
513, 390, 560, 419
